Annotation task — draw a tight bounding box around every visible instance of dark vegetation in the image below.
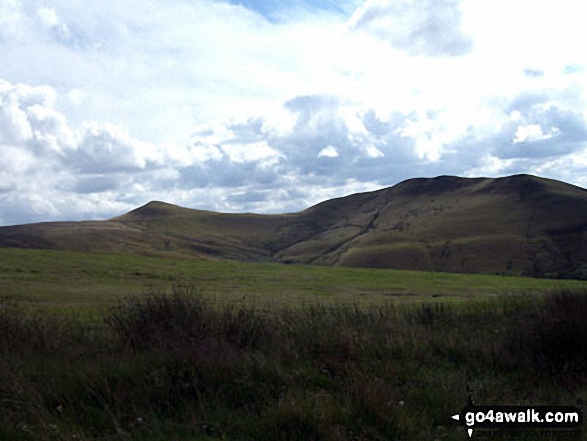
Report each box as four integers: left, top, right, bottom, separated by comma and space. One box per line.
2, 286, 587, 440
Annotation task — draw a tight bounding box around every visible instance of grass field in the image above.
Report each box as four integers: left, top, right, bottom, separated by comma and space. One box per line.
1, 247, 585, 314
1, 248, 587, 440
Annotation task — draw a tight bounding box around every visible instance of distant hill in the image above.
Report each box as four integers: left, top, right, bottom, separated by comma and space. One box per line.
1, 174, 586, 279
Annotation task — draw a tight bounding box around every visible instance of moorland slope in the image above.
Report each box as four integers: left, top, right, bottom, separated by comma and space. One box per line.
1, 174, 586, 278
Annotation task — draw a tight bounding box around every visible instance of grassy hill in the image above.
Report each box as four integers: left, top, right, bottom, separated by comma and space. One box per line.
1, 174, 586, 278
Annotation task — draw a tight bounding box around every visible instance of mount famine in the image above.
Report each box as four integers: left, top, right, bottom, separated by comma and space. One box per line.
1, 174, 586, 279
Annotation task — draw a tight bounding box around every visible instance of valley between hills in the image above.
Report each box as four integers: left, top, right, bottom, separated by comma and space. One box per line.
1, 174, 586, 279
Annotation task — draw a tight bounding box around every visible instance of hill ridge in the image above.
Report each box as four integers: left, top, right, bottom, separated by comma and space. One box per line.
1, 174, 586, 279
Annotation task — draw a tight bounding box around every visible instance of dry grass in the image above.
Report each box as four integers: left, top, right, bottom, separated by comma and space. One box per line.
2, 286, 587, 440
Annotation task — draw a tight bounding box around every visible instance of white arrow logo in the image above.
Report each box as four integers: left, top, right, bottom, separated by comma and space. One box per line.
452, 415, 473, 437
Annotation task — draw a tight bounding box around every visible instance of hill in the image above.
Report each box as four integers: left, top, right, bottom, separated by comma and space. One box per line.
1, 174, 586, 278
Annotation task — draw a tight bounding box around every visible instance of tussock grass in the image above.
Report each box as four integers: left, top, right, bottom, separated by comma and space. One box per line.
1, 287, 587, 440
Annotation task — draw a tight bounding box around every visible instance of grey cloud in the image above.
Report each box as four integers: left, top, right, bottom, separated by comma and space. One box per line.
350, 0, 473, 57
524, 69, 544, 78
440, 97, 587, 166
283, 95, 340, 113
220, 186, 313, 215
539, 106, 587, 143
69, 127, 151, 173
283, 95, 341, 130
47, 21, 92, 50
177, 155, 282, 189
224, 118, 265, 144
563, 65, 583, 75
504, 101, 587, 159
193, 128, 214, 137
225, 190, 270, 204
0, 196, 52, 226
362, 109, 390, 138
507, 92, 549, 114
360, 110, 420, 160
183, 99, 378, 193
354, 141, 421, 185
507, 93, 587, 148
272, 99, 423, 186
429, 129, 497, 174
276, 95, 354, 176
505, 139, 579, 160
456, 125, 572, 163
65, 174, 126, 194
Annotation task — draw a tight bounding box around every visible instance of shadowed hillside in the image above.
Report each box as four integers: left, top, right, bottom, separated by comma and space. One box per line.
1, 174, 586, 278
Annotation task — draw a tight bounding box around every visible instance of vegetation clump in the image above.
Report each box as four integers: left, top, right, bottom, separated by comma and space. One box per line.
1, 287, 587, 440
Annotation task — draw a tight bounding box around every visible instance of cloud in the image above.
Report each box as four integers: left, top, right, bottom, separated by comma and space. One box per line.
1, 0, 587, 225
0, 81, 427, 223
500, 97, 587, 159
317, 145, 339, 158
438, 90, 587, 180
0, 0, 24, 41
1, 76, 587, 225
0, 80, 164, 223
36, 6, 75, 46
507, 92, 550, 114
513, 125, 559, 144
66, 174, 128, 195
563, 65, 583, 75
70, 123, 163, 173
349, 0, 473, 56
0, 80, 59, 144
0, 0, 290, 142
524, 69, 544, 78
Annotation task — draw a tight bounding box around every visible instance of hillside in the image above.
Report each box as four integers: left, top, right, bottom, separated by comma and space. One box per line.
1, 174, 586, 278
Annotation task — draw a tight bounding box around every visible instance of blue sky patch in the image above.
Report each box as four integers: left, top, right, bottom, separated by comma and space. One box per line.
224, 0, 356, 22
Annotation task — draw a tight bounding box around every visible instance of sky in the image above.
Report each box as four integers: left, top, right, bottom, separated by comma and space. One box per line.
1, 0, 586, 225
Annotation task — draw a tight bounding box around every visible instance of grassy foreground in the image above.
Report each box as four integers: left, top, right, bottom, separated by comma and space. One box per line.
1, 248, 586, 439
1, 248, 585, 314
2, 285, 587, 440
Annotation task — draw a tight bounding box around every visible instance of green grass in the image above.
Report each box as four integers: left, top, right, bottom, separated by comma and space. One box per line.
2, 286, 587, 440
1, 248, 586, 439
1, 248, 584, 315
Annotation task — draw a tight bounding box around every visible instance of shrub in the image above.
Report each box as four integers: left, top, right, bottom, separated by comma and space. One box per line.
104, 284, 275, 354
505, 289, 587, 382
104, 284, 213, 351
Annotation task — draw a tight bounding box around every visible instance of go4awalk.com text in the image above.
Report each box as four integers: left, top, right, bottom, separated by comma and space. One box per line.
452, 404, 582, 438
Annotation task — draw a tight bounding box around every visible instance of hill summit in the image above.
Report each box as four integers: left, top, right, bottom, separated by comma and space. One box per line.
1, 174, 586, 278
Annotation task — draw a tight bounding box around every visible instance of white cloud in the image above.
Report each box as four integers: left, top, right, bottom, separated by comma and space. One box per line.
513, 125, 560, 144
37, 6, 60, 28
67, 88, 86, 106
349, 0, 472, 56
0, 1, 586, 224
529, 147, 587, 189
0, 0, 25, 41
0, 80, 60, 145
72, 122, 163, 172
463, 155, 517, 178
221, 141, 281, 163
365, 145, 384, 158
317, 145, 339, 158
